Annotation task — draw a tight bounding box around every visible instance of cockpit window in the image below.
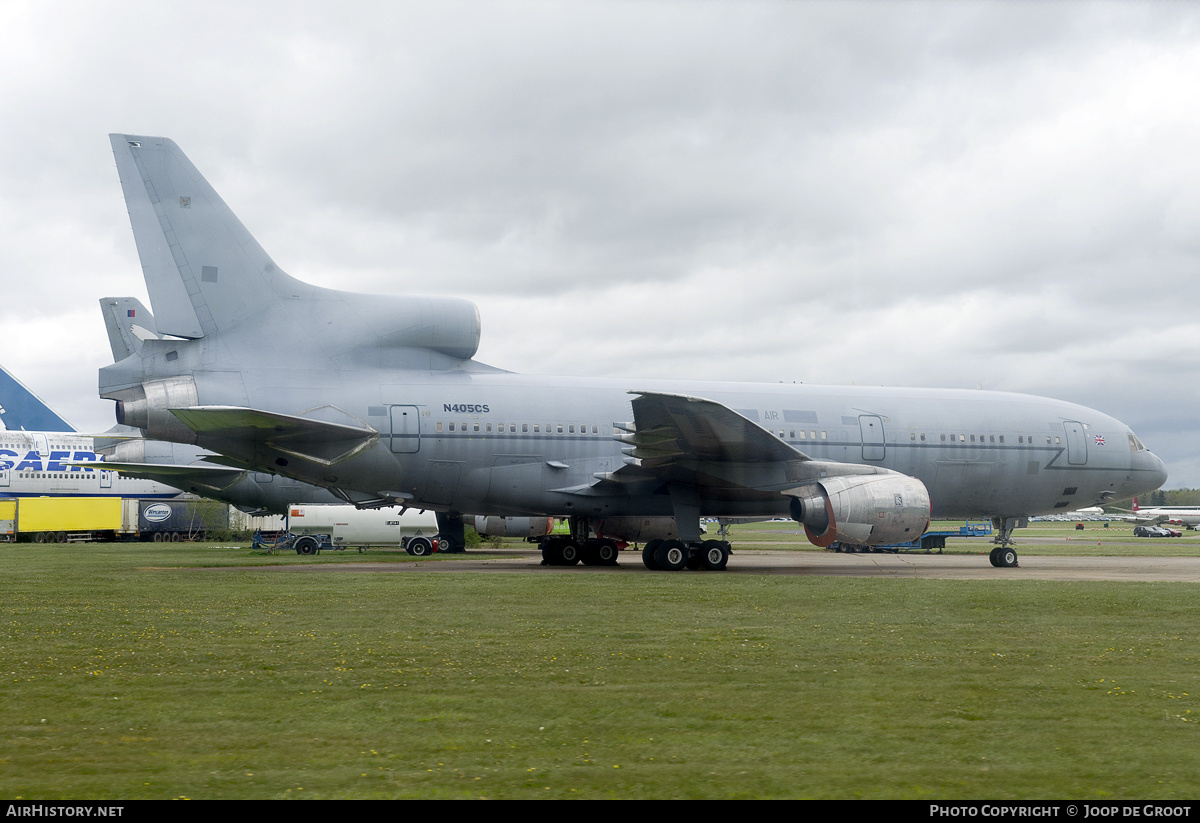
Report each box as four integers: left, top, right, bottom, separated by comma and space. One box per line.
1128, 433, 1146, 452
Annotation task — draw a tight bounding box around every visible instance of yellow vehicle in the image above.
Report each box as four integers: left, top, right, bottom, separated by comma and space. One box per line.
0, 497, 125, 542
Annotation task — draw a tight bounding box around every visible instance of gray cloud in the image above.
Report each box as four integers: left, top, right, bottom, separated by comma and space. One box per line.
1, 1, 1198, 485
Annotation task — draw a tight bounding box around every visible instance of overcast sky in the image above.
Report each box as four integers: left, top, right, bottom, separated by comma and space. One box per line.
2, 1, 1199, 486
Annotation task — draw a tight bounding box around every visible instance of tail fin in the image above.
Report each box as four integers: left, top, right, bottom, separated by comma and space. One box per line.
0, 365, 75, 432
109, 135, 311, 339
1132, 497, 1140, 512
99, 297, 160, 361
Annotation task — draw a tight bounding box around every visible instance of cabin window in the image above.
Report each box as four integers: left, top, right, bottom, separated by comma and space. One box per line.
569, 425, 575, 433
448, 422, 455, 432
522, 423, 528, 433
435, 422, 443, 432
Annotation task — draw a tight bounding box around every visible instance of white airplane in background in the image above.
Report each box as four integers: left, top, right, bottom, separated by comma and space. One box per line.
0, 364, 180, 501
1128, 498, 1200, 529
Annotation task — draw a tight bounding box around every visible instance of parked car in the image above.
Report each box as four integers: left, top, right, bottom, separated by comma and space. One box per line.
1134, 525, 1180, 537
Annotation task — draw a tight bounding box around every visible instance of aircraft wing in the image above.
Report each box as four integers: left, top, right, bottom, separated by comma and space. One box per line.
624, 391, 811, 467
597, 390, 857, 498
169, 406, 378, 466
611, 391, 929, 548
600, 389, 899, 495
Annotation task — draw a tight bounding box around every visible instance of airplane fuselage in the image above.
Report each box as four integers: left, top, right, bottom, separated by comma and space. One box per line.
117, 363, 1162, 522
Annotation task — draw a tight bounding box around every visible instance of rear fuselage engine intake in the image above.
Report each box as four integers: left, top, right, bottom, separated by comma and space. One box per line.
788, 474, 931, 548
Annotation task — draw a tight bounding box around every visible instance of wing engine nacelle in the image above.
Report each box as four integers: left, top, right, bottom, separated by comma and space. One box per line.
473, 516, 555, 538
787, 474, 930, 548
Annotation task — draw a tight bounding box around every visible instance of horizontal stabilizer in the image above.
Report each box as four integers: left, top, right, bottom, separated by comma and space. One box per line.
170, 405, 378, 466
80, 460, 246, 493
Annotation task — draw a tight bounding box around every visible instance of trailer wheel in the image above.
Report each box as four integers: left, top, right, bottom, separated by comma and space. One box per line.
33, 532, 45, 544
294, 536, 319, 555
408, 536, 434, 557
57, 532, 67, 544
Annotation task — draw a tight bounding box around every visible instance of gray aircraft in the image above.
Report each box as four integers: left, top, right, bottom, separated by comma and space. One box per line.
90, 296, 345, 515
98, 134, 1168, 569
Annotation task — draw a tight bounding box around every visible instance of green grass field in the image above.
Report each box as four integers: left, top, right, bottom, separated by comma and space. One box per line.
3, 523, 1199, 799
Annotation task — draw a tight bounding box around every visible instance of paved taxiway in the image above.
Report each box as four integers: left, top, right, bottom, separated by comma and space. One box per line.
257, 548, 1200, 581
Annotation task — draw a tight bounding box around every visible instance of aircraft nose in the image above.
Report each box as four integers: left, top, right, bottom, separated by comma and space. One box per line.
1135, 448, 1169, 494
1128, 443, 1166, 496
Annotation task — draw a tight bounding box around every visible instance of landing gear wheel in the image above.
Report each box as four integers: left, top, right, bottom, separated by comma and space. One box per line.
642, 539, 663, 570
701, 540, 730, 571
990, 546, 1018, 567
654, 539, 689, 572
595, 540, 619, 566
559, 541, 581, 566
408, 536, 434, 557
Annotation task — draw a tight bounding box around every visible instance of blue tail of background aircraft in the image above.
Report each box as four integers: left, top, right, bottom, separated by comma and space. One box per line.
0, 365, 75, 432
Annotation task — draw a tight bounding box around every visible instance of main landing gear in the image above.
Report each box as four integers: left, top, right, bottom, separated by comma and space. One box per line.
540, 535, 621, 567
640, 539, 730, 572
